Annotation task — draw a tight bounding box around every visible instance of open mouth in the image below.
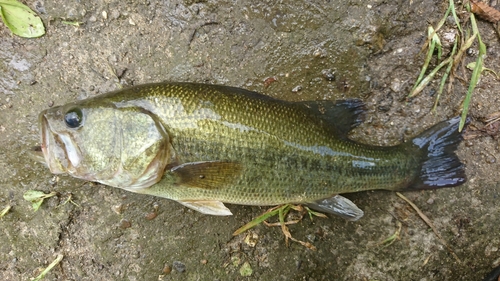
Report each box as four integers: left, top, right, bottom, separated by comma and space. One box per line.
40, 114, 52, 167
39, 113, 68, 174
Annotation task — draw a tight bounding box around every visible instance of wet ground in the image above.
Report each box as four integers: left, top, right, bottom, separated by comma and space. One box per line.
1, 0, 500, 280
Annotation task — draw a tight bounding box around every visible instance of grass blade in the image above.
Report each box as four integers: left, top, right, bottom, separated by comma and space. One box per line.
233, 205, 285, 236
410, 27, 437, 96
31, 254, 63, 281
460, 13, 486, 131
449, 0, 462, 33
433, 39, 458, 112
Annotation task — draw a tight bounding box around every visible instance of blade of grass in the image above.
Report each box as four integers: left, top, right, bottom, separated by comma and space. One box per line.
410, 1, 458, 97
453, 29, 475, 68
449, 0, 462, 33
376, 222, 402, 248
31, 254, 63, 281
233, 205, 287, 236
433, 39, 458, 112
410, 26, 438, 96
0, 205, 11, 218
435, 3, 452, 31
409, 56, 453, 98
460, 13, 486, 131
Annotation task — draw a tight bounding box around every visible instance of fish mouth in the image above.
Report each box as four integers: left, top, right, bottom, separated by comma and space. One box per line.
40, 112, 74, 174
40, 113, 61, 173
28, 145, 46, 165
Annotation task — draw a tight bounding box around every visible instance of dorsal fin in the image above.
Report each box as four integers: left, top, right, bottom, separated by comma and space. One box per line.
298, 99, 366, 136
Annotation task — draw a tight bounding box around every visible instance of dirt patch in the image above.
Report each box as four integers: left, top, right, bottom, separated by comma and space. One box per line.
1, 0, 499, 280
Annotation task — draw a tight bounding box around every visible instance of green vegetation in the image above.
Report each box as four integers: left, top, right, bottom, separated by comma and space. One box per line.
409, 0, 490, 131
0, 0, 45, 37
23, 190, 57, 211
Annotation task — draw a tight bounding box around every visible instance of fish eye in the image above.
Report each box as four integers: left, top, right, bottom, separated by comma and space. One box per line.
64, 108, 84, 128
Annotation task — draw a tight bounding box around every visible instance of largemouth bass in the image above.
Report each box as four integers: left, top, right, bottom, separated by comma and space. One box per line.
38, 82, 466, 218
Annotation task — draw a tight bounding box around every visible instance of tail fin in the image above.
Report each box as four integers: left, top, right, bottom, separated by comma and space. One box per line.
409, 116, 468, 189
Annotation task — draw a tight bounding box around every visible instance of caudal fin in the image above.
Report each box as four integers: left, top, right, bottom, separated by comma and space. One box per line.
409, 116, 468, 189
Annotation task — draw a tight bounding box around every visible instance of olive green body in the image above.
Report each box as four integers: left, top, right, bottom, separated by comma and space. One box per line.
83, 83, 419, 205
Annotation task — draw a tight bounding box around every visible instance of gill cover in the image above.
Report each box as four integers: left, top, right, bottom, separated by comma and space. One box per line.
40, 103, 172, 189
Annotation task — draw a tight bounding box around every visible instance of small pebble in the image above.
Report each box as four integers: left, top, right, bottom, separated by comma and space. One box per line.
313, 48, 326, 58
296, 260, 302, 269
291, 85, 302, 93
162, 264, 172, 274
427, 198, 434, 205
201, 259, 208, 265
112, 204, 124, 214
119, 219, 131, 229
172, 261, 186, 273
102, 10, 108, 19
263, 77, 277, 88
486, 156, 496, 164
390, 78, 402, 92
49, 176, 59, 186
145, 211, 157, 220
466, 48, 478, 56
321, 69, 335, 81
306, 234, 316, 242
111, 10, 120, 20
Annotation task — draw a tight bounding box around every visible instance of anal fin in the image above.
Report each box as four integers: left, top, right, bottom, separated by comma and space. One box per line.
306, 195, 364, 221
178, 200, 233, 216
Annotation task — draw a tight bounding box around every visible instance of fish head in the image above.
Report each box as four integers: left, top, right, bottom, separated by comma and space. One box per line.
39, 100, 172, 189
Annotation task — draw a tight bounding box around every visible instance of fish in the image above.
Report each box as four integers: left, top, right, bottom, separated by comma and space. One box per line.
37, 82, 467, 219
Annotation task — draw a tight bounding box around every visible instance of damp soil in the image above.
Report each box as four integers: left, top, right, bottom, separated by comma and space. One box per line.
1, 0, 500, 280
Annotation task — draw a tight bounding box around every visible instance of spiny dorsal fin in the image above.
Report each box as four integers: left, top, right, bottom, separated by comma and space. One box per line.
298, 99, 366, 136
171, 161, 242, 189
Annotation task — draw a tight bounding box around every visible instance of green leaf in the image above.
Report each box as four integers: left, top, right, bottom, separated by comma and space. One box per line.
466, 62, 499, 79
239, 262, 253, 277
0, 205, 11, 218
23, 190, 57, 211
0, 0, 45, 38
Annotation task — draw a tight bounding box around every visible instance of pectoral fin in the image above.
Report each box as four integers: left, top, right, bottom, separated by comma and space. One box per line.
178, 200, 233, 216
306, 195, 364, 221
171, 161, 242, 190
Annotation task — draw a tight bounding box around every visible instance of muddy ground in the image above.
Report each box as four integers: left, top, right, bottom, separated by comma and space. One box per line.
1, 0, 500, 280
